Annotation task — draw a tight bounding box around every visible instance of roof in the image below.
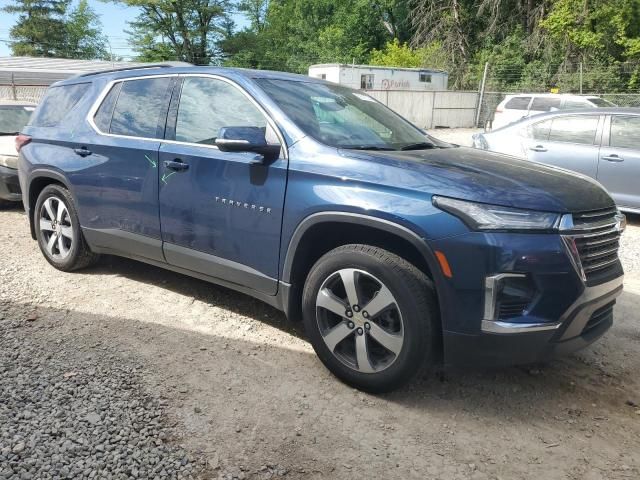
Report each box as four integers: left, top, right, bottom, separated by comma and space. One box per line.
309, 63, 448, 74
0, 99, 37, 106
502, 93, 608, 98
55, 64, 326, 86
0, 56, 161, 86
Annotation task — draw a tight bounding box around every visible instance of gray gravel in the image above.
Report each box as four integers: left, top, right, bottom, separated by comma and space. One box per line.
0, 300, 207, 480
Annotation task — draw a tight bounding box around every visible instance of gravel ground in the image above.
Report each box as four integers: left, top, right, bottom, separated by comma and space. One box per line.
1, 204, 639, 480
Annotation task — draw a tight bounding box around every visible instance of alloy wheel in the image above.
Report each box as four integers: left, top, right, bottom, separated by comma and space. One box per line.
315, 268, 404, 373
39, 196, 74, 260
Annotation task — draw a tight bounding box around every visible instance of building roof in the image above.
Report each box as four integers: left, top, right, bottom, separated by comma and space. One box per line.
0, 56, 153, 86
309, 63, 448, 74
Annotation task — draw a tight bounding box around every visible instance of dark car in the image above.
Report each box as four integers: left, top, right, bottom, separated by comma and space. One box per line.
17, 65, 625, 392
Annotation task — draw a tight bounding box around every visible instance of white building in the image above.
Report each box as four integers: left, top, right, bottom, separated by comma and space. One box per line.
308, 63, 448, 91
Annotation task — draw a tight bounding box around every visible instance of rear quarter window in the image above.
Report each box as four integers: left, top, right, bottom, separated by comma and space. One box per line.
29, 83, 90, 127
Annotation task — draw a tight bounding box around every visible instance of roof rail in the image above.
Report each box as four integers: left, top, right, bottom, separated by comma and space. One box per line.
77, 61, 192, 78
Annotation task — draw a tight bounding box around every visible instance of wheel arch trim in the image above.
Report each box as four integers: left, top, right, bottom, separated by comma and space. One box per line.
282, 212, 443, 285
26, 169, 76, 240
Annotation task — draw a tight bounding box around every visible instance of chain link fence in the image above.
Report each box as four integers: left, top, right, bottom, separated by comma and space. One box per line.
0, 85, 47, 103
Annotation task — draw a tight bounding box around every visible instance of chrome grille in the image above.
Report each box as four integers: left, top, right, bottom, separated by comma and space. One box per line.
561, 207, 623, 284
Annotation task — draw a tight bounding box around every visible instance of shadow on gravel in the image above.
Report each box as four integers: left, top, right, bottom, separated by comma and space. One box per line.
81, 255, 302, 340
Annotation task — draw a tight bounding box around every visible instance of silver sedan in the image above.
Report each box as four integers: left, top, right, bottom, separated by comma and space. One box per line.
472, 108, 640, 214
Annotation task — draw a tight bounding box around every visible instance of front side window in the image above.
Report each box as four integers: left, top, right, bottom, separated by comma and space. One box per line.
175, 77, 268, 145
610, 115, 640, 149
504, 96, 531, 110
548, 115, 599, 145
110, 77, 172, 139
257, 78, 443, 150
530, 97, 561, 112
360, 74, 374, 89
0, 105, 34, 134
527, 119, 552, 140
588, 97, 616, 107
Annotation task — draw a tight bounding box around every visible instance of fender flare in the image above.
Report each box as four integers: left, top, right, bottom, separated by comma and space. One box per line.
282, 211, 443, 287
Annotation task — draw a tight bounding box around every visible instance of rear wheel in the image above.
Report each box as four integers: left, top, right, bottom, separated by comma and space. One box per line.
302, 244, 438, 393
34, 184, 99, 271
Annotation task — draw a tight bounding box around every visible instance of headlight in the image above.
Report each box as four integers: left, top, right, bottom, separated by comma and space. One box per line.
0, 154, 18, 169
433, 196, 560, 231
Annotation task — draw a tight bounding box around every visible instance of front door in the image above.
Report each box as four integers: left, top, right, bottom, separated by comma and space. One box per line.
597, 115, 640, 210
524, 114, 602, 179
158, 76, 287, 295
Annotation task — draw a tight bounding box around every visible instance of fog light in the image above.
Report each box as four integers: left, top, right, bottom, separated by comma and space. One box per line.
484, 274, 536, 321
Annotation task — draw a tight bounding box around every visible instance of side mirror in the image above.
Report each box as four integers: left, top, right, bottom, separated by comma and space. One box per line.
215, 126, 280, 163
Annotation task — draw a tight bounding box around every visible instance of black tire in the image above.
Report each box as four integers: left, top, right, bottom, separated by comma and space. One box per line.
34, 184, 99, 271
302, 244, 438, 393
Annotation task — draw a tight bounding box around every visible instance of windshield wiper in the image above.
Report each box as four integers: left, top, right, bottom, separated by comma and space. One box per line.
399, 142, 436, 151
345, 145, 396, 151
0, 131, 19, 136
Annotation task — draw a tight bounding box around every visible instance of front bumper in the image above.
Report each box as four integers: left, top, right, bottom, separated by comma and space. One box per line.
444, 275, 623, 367
431, 230, 624, 367
0, 165, 21, 202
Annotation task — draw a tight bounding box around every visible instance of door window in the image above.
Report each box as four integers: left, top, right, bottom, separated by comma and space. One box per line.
110, 77, 172, 139
610, 116, 640, 149
175, 77, 270, 146
530, 97, 561, 112
504, 96, 531, 110
93, 81, 122, 132
563, 99, 588, 109
548, 115, 599, 145
527, 119, 552, 140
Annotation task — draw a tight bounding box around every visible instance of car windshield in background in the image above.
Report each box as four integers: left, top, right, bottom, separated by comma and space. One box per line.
257, 79, 445, 150
0, 105, 34, 135
588, 97, 616, 107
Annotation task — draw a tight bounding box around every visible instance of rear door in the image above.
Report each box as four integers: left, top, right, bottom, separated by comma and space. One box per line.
524, 114, 602, 178
78, 76, 174, 261
597, 114, 640, 210
158, 75, 288, 295
494, 96, 531, 128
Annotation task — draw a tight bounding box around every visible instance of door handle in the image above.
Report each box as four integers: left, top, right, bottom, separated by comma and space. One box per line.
602, 154, 624, 162
529, 145, 547, 152
164, 159, 189, 171
73, 147, 92, 157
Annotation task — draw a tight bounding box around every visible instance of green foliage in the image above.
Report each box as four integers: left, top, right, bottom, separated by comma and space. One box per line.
3, 0, 109, 59
3, 0, 69, 57
369, 39, 423, 68
113, 0, 231, 64
63, 0, 109, 59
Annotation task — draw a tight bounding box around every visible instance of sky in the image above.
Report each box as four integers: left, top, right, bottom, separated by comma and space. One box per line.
0, 1, 247, 59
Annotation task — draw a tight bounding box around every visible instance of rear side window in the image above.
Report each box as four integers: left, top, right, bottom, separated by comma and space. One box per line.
610, 116, 640, 149
93, 82, 122, 132
530, 97, 561, 112
548, 115, 599, 145
30, 83, 90, 127
109, 77, 172, 138
504, 97, 531, 110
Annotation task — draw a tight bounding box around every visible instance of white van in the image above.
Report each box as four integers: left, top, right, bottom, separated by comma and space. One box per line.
491, 93, 615, 130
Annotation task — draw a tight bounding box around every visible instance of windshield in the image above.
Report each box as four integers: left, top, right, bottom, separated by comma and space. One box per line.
588, 97, 616, 107
0, 105, 34, 134
257, 79, 447, 150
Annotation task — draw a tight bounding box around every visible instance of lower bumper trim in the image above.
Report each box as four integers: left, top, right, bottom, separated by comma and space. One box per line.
481, 319, 560, 334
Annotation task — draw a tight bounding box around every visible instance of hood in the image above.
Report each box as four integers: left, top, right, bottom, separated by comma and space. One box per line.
340, 146, 614, 213
0, 135, 17, 157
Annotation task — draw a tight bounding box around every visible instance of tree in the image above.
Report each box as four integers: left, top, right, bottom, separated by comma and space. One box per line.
3, 0, 69, 57
63, 0, 109, 59
112, 0, 232, 64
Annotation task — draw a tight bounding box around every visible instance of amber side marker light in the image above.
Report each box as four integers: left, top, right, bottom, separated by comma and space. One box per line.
435, 250, 453, 278
15, 134, 31, 153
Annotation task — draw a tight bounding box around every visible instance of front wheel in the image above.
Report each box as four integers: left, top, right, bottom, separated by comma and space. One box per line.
302, 244, 438, 393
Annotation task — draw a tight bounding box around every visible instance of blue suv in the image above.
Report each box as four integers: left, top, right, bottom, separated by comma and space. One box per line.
18, 65, 625, 392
